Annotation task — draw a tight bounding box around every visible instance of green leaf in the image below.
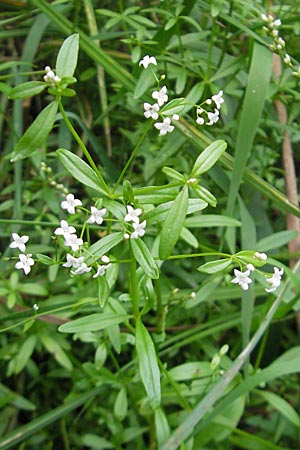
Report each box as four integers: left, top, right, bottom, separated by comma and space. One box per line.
96, 275, 110, 308
56, 148, 108, 195
8, 81, 46, 99
14, 335, 37, 374
160, 98, 185, 116
10, 101, 58, 161
84, 232, 124, 265
258, 390, 300, 428
191, 140, 227, 177
130, 239, 159, 279
114, 388, 128, 421
185, 215, 241, 228
197, 259, 232, 274
192, 184, 217, 207
58, 313, 131, 333
257, 230, 299, 252
162, 166, 186, 182
134, 68, 155, 99
56, 33, 79, 78
136, 319, 161, 408
155, 407, 170, 447
159, 185, 189, 260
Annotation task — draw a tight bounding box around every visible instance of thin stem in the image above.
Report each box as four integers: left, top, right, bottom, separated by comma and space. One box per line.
129, 244, 139, 318
58, 100, 110, 195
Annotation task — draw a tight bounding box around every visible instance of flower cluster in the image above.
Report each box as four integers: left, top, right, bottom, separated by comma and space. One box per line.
9, 233, 34, 275
139, 55, 224, 135
231, 251, 284, 294
123, 205, 147, 239
44, 66, 61, 85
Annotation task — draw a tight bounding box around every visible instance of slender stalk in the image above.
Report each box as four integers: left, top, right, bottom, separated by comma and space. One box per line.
58, 100, 110, 195
129, 244, 139, 318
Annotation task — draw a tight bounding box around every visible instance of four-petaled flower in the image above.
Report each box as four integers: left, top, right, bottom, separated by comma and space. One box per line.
63, 254, 85, 268
212, 90, 224, 109
231, 268, 252, 291
152, 86, 168, 107
144, 103, 159, 120
15, 253, 35, 275
154, 117, 174, 136
61, 193, 82, 214
139, 55, 157, 69
64, 234, 83, 252
93, 256, 111, 278
124, 205, 142, 224
265, 267, 284, 293
54, 220, 76, 237
206, 108, 220, 126
131, 220, 147, 239
9, 233, 29, 253
71, 262, 91, 275
87, 206, 107, 225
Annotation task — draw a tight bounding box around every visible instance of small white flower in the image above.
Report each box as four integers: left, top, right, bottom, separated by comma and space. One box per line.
124, 233, 130, 239
206, 108, 220, 126
43, 66, 61, 84
71, 262, 91, 275
284, 53, 291, 65
87, 206, 107, 225
61, 193, 82, 214
154, 117, 174, 136
212, 90, 224, 109
152, 86, 168, 107
139, 55, 157, 69
261, 13, 268, 22
54, 220, 76, 237
131, 220, 147, 239
33, 303, 39, 311
93, 256, 111, 278
247, 263, 255, 272
231, 268, 252, 291
144, 102, 160, 120
101, 255, 110, 264
9, 233, 29, 253
124, 205, 142, 224
15, 253, 34, 275
63, 254, 85, 268
277, 37, 285, 47
64, 234, 83, 252
206, 98, 212, 105
172, 114, 180, 121
255, 251, 268, 261
196, 117, 205, 125
265, 267, 284, 293
273, 19, 282, 27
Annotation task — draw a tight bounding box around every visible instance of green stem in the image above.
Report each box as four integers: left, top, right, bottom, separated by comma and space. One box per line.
58, 100, 110, 195
113, 120, 152, 193
129, 244, 139, 318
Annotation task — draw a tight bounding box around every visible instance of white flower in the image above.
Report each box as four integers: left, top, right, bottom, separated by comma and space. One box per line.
144, 102, 160, 120
9, 233, 29, 253
196, 117, 204, 125
139, 55, 157, 69
172, 114, 180, 121
131, 220, 147, 239
284, 53, 291, 65
64, 234, 83, 252
71, 262, 91, 275
154, 117, 174, 136
212, 90, 224, 109
124, 205, 142, 224
255, 251, 268, 261
44, 66, 61, 84
231, 268, 252, 291
261, 13, 268, 22
272, 19, 282, 27
265, 267, 284, 293
206, 108, 220, 126
247, 263, 255, 272
15, 253, 34, 275
87, 206, 107, 225
93, 255, 111, 278
63, 254, 85, 268
54, 220, 76, 237
61, 193, 82, 214
152, 86, 168, 107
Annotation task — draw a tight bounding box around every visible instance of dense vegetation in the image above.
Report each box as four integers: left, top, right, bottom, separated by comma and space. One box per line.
0, 1, 300, 449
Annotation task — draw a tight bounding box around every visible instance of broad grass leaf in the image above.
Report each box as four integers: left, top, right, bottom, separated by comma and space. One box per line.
185, 215, 240, 228
197, 259, 232, 274
191, 140, 227, 177
159, 185, 188, 259
130, 238, 159, 279
10, 101, 58, 161
56, 33, 79, 78
136, 319, 161, 408
258, 390, 300, 428
56, 148, 108, 195
58, 313, 131, 333
9, 81, 46, 99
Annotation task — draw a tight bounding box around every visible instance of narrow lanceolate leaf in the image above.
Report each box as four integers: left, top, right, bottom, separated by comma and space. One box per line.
9, 81, 47, 100
159, 98, 185, 116
185, 215, 241, 228
197, 259, 232, 274
162, 167, 186, 182
159, 185, 189, 260
10, 101, 58, 161
136, 319, 161, 408
190, 140, 227, 177
56, 33, 79, 78
58, 313, 131, 333
130, 238, 159, 279
56, 148, 109, 195
85, 232, 124, 265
